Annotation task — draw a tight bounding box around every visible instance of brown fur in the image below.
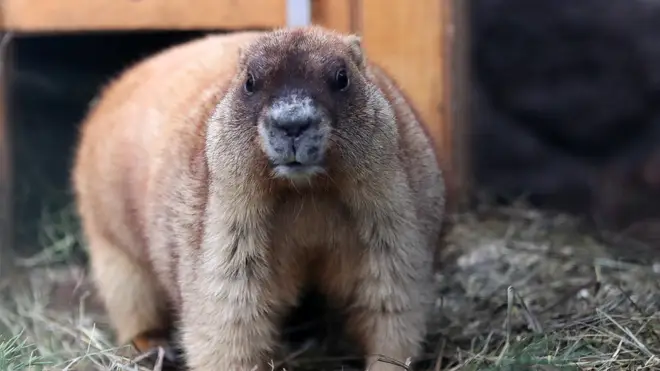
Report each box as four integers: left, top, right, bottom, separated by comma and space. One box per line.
72, 26, 445, 371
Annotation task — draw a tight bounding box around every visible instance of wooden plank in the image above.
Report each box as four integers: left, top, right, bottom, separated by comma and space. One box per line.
0, 0, 287, 32
312, 0, 355, 34
359, 0, 461, 204
0, 32, 13, 280
446, 0, 471, 208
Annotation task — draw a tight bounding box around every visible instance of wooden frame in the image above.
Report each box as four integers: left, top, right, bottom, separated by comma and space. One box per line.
446, 0, 471, 208
0, 0, 289, 32
0, 32, 13, 279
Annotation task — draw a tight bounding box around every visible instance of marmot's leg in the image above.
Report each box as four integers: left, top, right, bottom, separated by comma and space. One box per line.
86, 236, 171, 351
178, 236, 301, 370
318, 242, 433, 371
346, 252, 432, 371
332, 189, 434, 371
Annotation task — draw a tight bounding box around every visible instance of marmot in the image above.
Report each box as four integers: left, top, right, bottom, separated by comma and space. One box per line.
72, 26, 445, 371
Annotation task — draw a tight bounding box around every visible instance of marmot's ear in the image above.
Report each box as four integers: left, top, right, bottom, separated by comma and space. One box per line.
343, 34, 365, 69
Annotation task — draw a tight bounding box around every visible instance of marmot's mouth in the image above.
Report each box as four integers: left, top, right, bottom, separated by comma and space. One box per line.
271, 161, 324, 180
270, 159, 305, 168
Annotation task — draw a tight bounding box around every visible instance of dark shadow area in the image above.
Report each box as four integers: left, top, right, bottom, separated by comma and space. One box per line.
470, 0, 660, 241
7, 30, 214, 257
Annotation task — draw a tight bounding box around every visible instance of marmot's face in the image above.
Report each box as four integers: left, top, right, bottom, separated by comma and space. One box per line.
227, 27, 369, 183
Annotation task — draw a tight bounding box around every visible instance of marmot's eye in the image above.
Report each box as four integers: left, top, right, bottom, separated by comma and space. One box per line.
333, 68, 350, 91
244, 72, 256, 95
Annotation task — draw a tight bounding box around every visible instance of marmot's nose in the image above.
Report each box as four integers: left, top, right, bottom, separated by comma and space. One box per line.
267, 94, 321, 139
272, 117, 315, 138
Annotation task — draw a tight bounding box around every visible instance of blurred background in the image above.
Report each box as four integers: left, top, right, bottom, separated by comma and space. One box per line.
471, 0, 660, 237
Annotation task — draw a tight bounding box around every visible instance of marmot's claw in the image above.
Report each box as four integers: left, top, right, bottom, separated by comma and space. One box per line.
131, 333, 183, 370
159, 344, 182, 365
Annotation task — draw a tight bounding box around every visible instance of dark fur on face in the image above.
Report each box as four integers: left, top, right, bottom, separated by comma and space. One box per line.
216, 26, 388, 185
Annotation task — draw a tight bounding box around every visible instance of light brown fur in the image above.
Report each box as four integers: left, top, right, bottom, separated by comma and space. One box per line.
72, 26, 445, 371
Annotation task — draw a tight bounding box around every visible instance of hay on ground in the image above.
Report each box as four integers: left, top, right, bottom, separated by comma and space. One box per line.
0, 205, 659, 370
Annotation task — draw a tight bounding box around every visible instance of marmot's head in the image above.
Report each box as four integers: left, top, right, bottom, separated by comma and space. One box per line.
211, 26, 395, 186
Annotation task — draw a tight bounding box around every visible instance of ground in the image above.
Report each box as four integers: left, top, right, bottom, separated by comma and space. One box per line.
0, 203, 659, 371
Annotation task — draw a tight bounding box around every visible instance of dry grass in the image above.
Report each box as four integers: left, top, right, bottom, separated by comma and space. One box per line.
1, 204, 659, 371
